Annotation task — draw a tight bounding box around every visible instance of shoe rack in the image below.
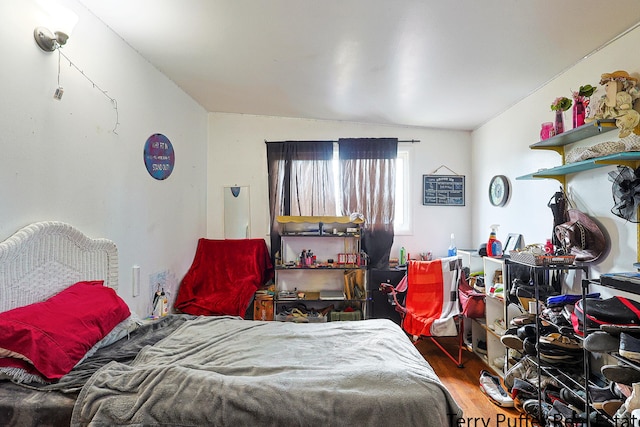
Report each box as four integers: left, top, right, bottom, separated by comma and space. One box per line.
506, 259, 593, 425
587, 276, 640, 425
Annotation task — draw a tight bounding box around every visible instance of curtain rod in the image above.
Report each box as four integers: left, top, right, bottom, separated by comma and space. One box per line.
264, 139, 420, 144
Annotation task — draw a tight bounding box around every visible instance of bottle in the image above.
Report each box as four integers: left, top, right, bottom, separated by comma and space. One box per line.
487, 224, 503, 257
161, 288, 169, 317
544, 239, 554, 255
399, 247, 406, 265
447, 233, 457, 256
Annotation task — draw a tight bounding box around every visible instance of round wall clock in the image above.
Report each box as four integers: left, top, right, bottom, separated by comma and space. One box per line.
489, 175, 510, 207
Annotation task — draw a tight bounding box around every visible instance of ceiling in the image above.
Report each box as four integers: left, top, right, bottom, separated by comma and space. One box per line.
76, 0, 640, 131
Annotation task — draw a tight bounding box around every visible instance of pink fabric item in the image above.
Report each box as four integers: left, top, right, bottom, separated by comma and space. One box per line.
395, 275, 408, 293
174, 239, 274, 316
0, 281, 130, 380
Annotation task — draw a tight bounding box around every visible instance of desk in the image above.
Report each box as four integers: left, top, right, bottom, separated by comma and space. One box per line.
368, 268, 406, 325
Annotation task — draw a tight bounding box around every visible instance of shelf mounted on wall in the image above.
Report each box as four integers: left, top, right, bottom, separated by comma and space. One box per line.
517, 119, 640, 263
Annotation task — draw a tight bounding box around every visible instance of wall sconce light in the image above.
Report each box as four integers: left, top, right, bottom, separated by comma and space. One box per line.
33, 27, 69, 52
230, 186, 242, 198
33, 0, 78, 52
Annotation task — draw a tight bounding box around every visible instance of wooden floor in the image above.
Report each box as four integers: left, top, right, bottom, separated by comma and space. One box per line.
413, 337, 538, 425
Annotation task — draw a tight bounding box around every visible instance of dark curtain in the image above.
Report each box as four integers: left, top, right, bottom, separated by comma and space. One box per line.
338, 138, 398, 269
266, 141, 336, 258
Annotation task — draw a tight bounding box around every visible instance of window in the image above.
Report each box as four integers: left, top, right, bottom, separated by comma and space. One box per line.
267, 138, 402, 269
394, 146, 411, 235
331, 143, 411, 234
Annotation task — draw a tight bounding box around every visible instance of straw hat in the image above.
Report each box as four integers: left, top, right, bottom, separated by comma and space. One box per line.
554, 209, 606, 262
600, 70, 638, 89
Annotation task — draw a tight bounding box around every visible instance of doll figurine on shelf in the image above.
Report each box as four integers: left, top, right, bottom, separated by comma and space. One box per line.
588, 70, 640, 138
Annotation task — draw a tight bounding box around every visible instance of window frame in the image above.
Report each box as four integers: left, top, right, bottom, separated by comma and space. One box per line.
394, 145, 412, 235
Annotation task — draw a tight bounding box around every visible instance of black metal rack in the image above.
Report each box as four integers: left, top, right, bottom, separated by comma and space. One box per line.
505, 259, 597, 425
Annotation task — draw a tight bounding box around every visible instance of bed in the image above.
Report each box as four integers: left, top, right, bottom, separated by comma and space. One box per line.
0, 221, 463, 427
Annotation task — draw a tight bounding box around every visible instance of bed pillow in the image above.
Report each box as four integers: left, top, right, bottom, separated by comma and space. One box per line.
0, 314, 140, 384
75, 312, 142, 366
0, 280, 130, 380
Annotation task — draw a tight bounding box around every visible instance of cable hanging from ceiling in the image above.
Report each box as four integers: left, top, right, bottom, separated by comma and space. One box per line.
57, 49, 120, 135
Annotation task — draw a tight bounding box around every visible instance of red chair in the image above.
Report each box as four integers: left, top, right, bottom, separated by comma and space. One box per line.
380, 256, 465, 367
175, 239, 274, 317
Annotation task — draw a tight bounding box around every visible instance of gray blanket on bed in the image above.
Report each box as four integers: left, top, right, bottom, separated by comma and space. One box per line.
71, 317, 463, 427
0, 314, 193, 427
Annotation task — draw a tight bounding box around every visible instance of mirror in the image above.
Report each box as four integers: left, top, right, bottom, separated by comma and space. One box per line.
224, 186, 250, 238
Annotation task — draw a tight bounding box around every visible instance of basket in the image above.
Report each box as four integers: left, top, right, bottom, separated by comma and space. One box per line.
509, 251, 576, 266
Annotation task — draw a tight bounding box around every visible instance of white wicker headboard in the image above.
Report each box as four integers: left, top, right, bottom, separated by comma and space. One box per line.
0, 221, 118, 313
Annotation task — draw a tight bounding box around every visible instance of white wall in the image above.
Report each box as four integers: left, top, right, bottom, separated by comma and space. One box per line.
207, 113, 472, 260
0, 0, 208, 316
472, 25, 640, 290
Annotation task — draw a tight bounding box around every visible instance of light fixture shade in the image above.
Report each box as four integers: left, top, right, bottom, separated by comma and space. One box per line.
36, 0, 78, 36
34, 27, 71, 52
230, 186, 241, 198
34, 27, 57, 51
55, 31, 69, 45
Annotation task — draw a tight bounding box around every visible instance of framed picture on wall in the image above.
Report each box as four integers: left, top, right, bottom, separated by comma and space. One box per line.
422, 174, 465, 206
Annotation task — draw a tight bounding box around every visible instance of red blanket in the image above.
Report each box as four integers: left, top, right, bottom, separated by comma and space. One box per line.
401, 258, 460, 337
174, 239, 274, 316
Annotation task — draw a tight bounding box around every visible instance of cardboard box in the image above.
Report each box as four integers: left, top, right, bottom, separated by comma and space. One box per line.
253, 296, 274, 321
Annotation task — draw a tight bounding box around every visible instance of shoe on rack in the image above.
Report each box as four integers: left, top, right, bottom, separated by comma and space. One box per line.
583, 330, 620, 353
619, 332, 640, 362
501, 331, 523, 351
615, 382, 632, 399
542, 384, 564, 405
510, 313, 536, 327
512, 377, 537, 396
522, 398, 551, 422
522, 337, 537, 356
589, 384, 623, 411
479, 370, 514, 408
539, 333, 582, 351
602, 399, 623, 417
539, 352, 583, 365
574, 409, 615, 427
476, 340, 487, 355
601, 324, 640, 335
547, 399, 578, 426
540, 305, 571, 327
601, 364, 640, 385
560, 387, 586, 409
504, 358, 536, 391
511, 378, 537, 411
507, 348, 522, 365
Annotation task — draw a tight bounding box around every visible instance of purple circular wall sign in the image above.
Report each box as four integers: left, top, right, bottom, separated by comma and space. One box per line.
143, 133, 175, 180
